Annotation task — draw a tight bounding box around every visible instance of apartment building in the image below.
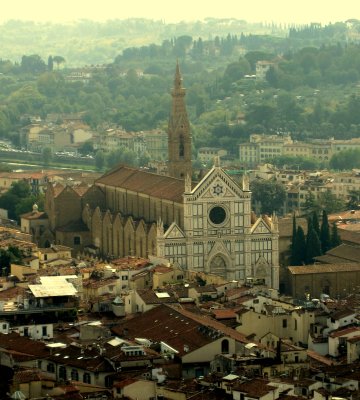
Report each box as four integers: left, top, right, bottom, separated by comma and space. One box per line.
239, 135, 360, 167
94, 128, 167, 161
239, 134, 292, 166
198, 147, 228, 163
20, 121, 93, 153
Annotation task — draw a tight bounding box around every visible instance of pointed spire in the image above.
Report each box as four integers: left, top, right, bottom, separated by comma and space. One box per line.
157, 218, 164, 235
242, 173, 249, 191
272, 211, 279, 232
174, 59, 182, 89
214, 156, 221, 167
185, 173, 192, 193
167, 61, 192, 179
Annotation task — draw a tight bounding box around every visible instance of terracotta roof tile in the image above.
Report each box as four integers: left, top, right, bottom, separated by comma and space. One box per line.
329, 326, 360, 338
136, 289, 178, 304
212, 309, 237, 320
325, 243, 360, 263
0, 286, 27, 300
96, 165, 185, 203
13, 368, 55, 384
278, 217, 308, 237
0, 332, 49, 359
232, 378, 275, 397
288, 263, 360, 274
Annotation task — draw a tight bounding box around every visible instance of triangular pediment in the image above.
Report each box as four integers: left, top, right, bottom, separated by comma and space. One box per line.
188, 167, 244, 200
208, 241, 231, 259
251, 218, 271, 234
164, 222, 186, 239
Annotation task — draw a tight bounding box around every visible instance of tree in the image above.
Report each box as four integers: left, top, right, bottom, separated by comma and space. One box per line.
78, 141, 94, 156
0, 249, 11, 275
0, 181, 43, 221
11, 181, 31, 198
330, 148, 360, 170
291, 226, 306, 265
320, 210, 331, 254
52, 56, 66, 69
290, 213, 297, 263
347, 189, 360, 210
303, 191, 320, 215
312, 210, 320, 237
37, 72, 64, 97
318, 190, 345, 214
330, 223, 342, 248
47, 55, 54, 72
42, 147, 52, 166
20, 54, 47, 74
250, 179, 286, 215
305, 226, 322, 264
95, 150, 105, 171
0, 246, 22, 275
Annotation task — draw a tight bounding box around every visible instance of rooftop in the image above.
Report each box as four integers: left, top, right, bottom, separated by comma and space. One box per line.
96, 164, 187, 203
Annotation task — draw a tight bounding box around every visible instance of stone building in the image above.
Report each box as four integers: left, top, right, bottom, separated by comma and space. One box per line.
287, 264, 360, 300
42, 63, 280, 288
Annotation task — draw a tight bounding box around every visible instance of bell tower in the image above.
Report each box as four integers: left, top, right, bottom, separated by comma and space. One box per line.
167, 62, 192, 179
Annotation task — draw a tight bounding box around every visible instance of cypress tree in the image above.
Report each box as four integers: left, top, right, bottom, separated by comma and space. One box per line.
293, 226, 306, 265
307, 216, 313, 236
320, 210, 331, 254
290, 213, 297, 265
306, 226, 322, 264
330, 223, 342, 249
312, 210, 320, 238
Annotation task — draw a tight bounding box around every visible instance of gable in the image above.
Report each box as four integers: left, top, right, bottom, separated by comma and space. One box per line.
251, 219, 271, 234
164, 222, 185, 239
208, 241, 231, 259
187, 167, 245, 201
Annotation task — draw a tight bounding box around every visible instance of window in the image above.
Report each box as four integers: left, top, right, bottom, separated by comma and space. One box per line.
179, 135, 184, 157
83, 373, 91, 384
47, 363, 55, 373
221, 339, 229, 354
73, 236, 81, 245
42, 326, 47, 337
282, 319, 287, 328
71, 369, 79, 381
59, 366, 67, 380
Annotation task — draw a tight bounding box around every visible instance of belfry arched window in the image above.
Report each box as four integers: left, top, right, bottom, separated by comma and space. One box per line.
179, 135, 184, 158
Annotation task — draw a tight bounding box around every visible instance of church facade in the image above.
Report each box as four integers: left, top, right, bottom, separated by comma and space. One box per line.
157, 160, 279, 287
41, 63, 279, 288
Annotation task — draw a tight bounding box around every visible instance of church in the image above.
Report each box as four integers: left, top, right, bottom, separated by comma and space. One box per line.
41, 63, 280, 288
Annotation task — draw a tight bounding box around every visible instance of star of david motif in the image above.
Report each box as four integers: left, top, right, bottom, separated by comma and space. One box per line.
213, 184, 224, 196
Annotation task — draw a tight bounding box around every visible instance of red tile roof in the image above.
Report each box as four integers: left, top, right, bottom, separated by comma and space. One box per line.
136, 289, 178, 305
13, 368, 55, 384
306, 350, 334, 365
0, 332, 49, 360
96, 165, 185, 203
288, 263, 360, 274
232, 378, 275, 397
212, 309, 237, 320
112, 304, 252, 357
329, 326, 360, 338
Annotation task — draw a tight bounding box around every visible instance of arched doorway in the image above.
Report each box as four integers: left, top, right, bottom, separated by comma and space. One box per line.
210, 254, 227, 277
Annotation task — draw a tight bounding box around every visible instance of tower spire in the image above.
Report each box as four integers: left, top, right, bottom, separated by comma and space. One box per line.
167, 62, 192, 180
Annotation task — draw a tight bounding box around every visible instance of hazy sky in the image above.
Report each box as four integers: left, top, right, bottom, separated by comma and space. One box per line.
1, 0, 359, 25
